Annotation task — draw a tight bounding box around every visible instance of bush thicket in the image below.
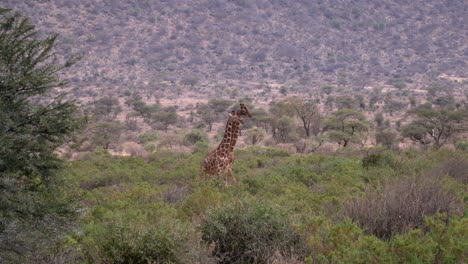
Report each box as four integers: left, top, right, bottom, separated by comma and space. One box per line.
201, 201, 306, 264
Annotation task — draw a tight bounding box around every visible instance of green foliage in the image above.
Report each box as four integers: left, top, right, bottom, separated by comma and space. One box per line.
454, 141, 468, 151
0, 9, 82, 261
91, 97, 122, 121
284, 97, 320, 137
201, 200, 305, 264
244, 127, 267, 145
89, 121, 123, 149
138, 131, 159, 144
275, 116, 300, 143
375, 129, 397, 149
324, 109, 370, 147
149, 106, 179, 131
92, 225, 179, 264
184, 129, 208, 146
49, 147, 468, 263
402, 105, 468, 148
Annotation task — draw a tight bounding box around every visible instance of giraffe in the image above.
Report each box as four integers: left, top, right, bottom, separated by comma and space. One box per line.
199, 104, 251, 185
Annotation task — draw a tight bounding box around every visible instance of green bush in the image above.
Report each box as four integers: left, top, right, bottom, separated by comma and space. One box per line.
144, 143, 156, 153
362, 151, 397, 169
184, 129, 207, 146
138, 131, 159, 144
454, 141, 468, 151
200, 200, 305, 264
93, 225, 179, 264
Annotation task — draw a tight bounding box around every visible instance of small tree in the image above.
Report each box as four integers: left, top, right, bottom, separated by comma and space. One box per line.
376, 129, 397, 149
374, 112, 385, 127
208, 98, 233, 113
197, 103, 217, 131
90, 121, 123, 150
335, 96, 358, 110
152, 106, 178, 131
324, 109, 370, 147
180, 76, 199, 88
285, 97, 320, 137
275, 116, 298, 143
250, 108, 272, 133
244, 127, 267, 145
402, 105, 468, 148
92, 97, 122, 121
268, 100, 295, 138
184, 129, 207, 146
321, 85, 334, 95
142, 106, 178, 131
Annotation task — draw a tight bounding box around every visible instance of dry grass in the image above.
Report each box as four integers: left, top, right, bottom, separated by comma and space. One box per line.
344, 173, 463, 239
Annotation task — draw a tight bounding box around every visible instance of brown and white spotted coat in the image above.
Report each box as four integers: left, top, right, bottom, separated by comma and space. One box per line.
199, 104, 251, 185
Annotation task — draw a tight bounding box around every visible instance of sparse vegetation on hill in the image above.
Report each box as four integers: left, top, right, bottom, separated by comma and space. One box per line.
2, 0, 467, 90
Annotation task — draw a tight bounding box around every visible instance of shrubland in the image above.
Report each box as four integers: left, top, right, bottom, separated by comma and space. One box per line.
31, 147, 466, 263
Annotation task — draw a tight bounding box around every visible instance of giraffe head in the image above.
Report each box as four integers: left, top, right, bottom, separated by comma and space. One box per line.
238, 103, 252, 118
229, 110, 244, 124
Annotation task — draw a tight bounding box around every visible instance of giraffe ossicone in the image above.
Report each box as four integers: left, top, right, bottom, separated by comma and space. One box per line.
199, 104, 251, 185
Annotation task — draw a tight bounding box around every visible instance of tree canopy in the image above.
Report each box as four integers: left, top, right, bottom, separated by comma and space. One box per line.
284, 97, 320, 137
402, 105, 468, 148
324, 109, 370, 147
0, 8, 82, 260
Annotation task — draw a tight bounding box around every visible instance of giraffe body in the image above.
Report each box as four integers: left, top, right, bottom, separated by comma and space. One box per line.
199, 104, 250, 185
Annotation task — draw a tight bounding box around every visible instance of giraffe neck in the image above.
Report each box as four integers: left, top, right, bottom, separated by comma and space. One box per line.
228, 122, 240, 151
218, 119, 234, 150
217, 119, 238, 154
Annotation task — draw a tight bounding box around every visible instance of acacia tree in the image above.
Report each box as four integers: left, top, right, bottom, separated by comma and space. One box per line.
324, 109, 370, 147
196, 99, 233, 131
268, 100, 295, 138
92, 97, 122, 121
275, 116, 298, 143
402, 105, 468, 148
0, 9, 82, 260
285, 97, 320, 137
197, 103, 217, 131
149, 106, 178, 131
90, 121, 123, 149
244, 127, 267, 145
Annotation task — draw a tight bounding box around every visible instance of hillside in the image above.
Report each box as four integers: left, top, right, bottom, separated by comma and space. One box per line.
3, 0, 467, 92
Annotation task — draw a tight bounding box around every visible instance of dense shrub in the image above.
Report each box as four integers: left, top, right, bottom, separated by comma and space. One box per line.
428, 156, 468, 184
201, 201, 305, 264
362, 151, 397, 169
184, 129, 208, 146
138, 131, 159, 144
454, 141, 468, 151
344, 173, 462, 239
92, 225, 179, 264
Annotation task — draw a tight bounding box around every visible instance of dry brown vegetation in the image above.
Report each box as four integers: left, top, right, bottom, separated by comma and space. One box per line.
344, 172, 463, 239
